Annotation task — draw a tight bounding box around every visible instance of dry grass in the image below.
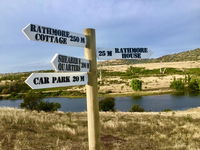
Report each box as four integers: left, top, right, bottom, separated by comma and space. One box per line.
97, 61, 200, 95
1, 107, 200, 149
99, 61, 200, 72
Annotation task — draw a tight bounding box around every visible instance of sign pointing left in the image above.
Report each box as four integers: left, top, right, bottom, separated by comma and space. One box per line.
22, 24, 87, 47
25, 72, 88, 89
51, 54, 90, 72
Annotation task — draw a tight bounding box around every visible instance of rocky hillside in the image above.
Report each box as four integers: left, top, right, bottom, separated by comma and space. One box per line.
155, 48, 200, 62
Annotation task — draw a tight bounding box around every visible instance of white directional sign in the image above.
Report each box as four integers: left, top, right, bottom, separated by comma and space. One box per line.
25, 72, 88, 89
22, 24, 86, 47
97, 48, 152, 60
51, 54, 90, 72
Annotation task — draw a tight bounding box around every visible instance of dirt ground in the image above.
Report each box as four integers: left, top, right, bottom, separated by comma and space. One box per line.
99, 61, 200, 72
96, 61, 200, 95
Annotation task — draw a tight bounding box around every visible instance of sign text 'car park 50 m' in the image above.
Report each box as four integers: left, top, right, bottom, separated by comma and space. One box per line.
22, 24, 87, 47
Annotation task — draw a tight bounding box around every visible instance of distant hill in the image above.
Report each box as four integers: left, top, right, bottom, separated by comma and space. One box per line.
154, 48, 200, 62
1, 49, 199, 74
98, 48, 200, 66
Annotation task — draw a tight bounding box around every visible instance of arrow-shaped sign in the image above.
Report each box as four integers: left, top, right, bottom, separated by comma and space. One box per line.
51, 54, 90, 72
22, 24, 87, 47
25, 72, 88, 89
97, 48, 152, 60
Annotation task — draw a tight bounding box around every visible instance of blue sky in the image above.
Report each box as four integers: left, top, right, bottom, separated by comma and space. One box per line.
0, 0, 199, 73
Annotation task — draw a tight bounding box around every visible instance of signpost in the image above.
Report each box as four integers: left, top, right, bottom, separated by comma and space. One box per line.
22, 24, 86, 47
51, 53, 90, 72
23, 24, 100, 150
97, 47, 151, 60
25, 72, 88, 89
23, 23, 151, 150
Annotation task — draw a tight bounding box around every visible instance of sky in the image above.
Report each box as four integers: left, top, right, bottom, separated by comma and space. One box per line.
0, 0, 199, 73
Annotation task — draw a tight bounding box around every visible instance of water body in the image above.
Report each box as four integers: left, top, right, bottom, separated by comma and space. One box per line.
0, 94, 200, 112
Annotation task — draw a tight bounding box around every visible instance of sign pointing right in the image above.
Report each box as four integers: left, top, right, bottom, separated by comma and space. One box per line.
97, 48, 152, 60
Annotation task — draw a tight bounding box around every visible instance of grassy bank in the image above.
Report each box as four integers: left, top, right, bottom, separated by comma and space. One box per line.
0, 107, 200, 149
0, 89, 176, 100
100, 89, 174, 98
0, 87, 174, 100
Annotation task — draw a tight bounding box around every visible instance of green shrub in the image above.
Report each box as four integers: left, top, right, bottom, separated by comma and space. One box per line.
130, 79, 142, 91
20, 91, 43, 110
21, 91, 60, 112
99, 97, 115, 111
1, 88, 10, 94
186, 68, 200, 76
37, 101, 61, 112
0, 80, 30, 94
170, 78, 185, 91
126, 67, 144, 75
129, 104, 144, 112
170, 76, 200, 92
188, 79, 200, 91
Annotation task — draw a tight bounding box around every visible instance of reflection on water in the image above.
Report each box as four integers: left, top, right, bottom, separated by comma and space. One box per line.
131, 95, 142, 100
171, 92, 185, 97
0, 93, 199, 112
187, 91, 200, 97
171, 91, 200, 97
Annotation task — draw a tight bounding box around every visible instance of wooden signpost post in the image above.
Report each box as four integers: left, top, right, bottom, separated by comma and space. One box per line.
84, 29, 100, 150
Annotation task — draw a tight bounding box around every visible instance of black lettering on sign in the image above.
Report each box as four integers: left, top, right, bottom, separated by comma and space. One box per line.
35, 34, 40, 40
46, 28, 51, 34
107, 51, 112, 56
58, 63, 64, 71
52, 29, 58, 36
33, 77, 39, 85
44, 77, 50, 84
54, 37, 58, 43
61, 31, 70, 37
80, 76, 85, 81
40, 34, 45, 41
69, 36, 80, 42
98, 51, 106, 56
121, 53, 141, 59
52, 76, 70, 83
81, 63, 86, 68
73, 76, 79, 82
115, 48, 119, 53
52, 77, 57, 83
57, 30, 62, 36
144, 48, 148, 53
33, 77, 49, 85
30, 24, 36, 32
81, 37, 85, 43
87, 63, 90, 69
37, 26, 41, 33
